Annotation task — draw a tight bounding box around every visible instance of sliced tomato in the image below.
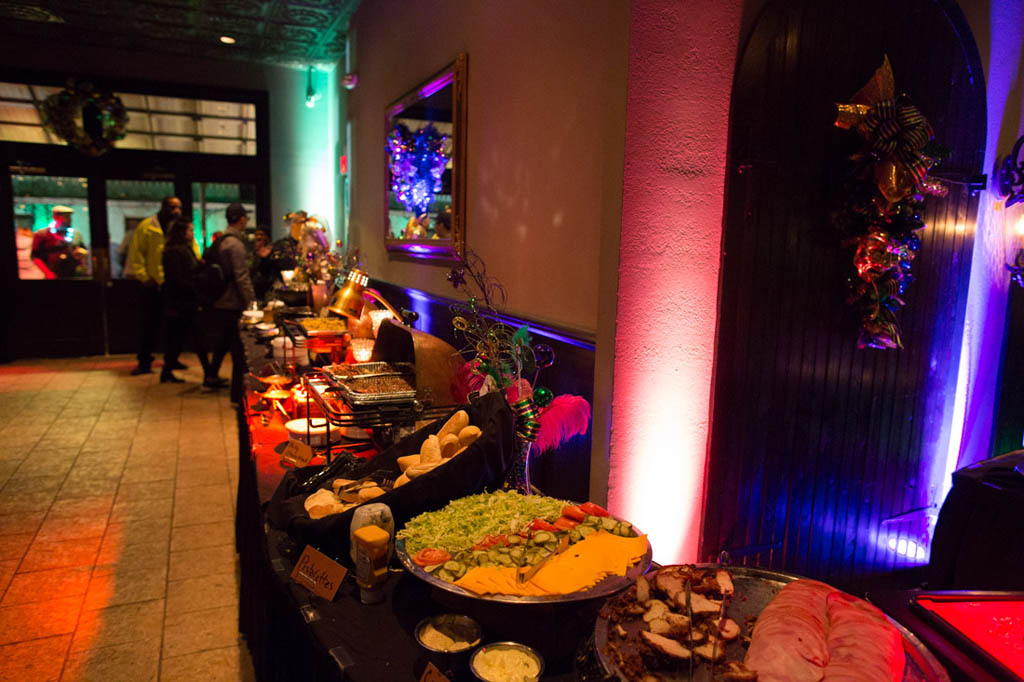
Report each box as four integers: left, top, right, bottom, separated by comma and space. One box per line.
412, 548, 451, 567
553, 516, 579, 530
562, 505, 586, 522
531, 518, 559, 532
473, 534, 509, 549
580, 501, 610, 517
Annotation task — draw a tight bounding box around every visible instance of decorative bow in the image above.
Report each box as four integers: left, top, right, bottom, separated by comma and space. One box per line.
510, 397, 540, 442
860, 99, 934, 188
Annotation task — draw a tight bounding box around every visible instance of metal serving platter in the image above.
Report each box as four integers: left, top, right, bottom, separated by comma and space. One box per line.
326, 362, 417, 405
595, 565, 950, 682
395, 524, 653, 605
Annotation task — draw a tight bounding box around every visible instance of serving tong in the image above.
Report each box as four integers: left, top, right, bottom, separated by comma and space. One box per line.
516, 534, 570, 584
334, 469, 396, 503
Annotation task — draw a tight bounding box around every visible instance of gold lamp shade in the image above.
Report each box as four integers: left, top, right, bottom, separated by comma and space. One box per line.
328, 268, 409, 327
328, 269, 370, 319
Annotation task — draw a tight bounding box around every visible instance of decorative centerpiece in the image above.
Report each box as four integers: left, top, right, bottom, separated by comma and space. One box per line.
40, 81, 129, 156
833, 56, 950, 349
447, 251, 590, 493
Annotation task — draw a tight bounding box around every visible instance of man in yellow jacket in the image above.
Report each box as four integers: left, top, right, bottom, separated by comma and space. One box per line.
127, 196, 192, 375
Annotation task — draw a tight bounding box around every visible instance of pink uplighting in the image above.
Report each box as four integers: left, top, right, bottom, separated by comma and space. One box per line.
607, 0, 741, 564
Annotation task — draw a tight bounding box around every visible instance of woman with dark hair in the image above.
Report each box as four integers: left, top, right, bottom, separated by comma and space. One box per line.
160, 218, 211, 383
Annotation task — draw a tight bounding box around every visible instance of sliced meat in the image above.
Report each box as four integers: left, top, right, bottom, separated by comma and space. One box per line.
823, 591, 904, 681
689, 592, 722, 614
641, 630, 692, 660
744, 580, 834, 682
636, 574, 650, 602
642, 599, 670, 622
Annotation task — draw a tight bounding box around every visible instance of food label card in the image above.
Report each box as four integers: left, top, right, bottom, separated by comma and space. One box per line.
280, 438, 314, 467
290, 545, 347, 600
419, 662, 450, 682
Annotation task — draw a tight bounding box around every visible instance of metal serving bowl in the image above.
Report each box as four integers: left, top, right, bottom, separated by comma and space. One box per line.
470, 641, 545, 682
414, 613, 482, 673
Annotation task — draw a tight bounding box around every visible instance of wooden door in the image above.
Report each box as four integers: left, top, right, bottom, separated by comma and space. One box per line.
701, 0, 986, 588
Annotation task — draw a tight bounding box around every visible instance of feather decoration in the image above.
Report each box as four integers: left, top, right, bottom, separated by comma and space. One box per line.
533, 395, 591, 455
453, 359, 485, 402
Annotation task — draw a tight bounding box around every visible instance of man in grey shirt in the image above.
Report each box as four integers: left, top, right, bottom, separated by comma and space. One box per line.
205, 202, 255, 401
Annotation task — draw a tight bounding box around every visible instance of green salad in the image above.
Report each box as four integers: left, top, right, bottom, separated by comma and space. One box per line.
398, 490, 570, 554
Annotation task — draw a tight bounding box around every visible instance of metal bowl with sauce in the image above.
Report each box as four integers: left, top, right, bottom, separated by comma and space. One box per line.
470, 641, 544, 682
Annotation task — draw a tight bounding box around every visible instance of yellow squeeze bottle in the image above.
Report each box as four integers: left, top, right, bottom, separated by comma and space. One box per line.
353, 524, 390, 603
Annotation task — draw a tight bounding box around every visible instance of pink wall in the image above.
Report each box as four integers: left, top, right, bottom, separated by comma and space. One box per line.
605, 0, 743, 564
346, 0, 629, 334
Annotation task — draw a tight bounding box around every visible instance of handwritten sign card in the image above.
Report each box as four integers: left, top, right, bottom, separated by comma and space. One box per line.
419, 662, 450, 682
280, 438, 314, 467
290, 545, 347, 601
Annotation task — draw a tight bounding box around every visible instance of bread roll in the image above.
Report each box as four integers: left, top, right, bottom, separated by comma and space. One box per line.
309, 503, 344, 519
458, 425, 481, 448
449, 445, 467, 458
437, 410, 469, 440
398, 454, 421, 472
358, 486, 386, 502
439, 433, 460, 458
304, 488, 337, 512
406, 461, 441, 479
394, 472, 411, 487
420, 434, 442, 463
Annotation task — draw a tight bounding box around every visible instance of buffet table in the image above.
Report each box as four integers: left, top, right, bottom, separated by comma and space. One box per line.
234, 327, 608, 681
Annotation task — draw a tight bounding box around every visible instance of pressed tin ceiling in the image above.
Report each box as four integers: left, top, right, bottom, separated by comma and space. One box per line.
0, 0, 359, 68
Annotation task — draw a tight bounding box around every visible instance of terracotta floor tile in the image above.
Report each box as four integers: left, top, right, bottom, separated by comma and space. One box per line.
20, 536, 102, 572
115, 480, 175, 502
0, 510, 46, 536
108, 496, 173, 524
2, 565, 92, 605
70, 599, 164, 653
0, 533, 34, 561
168, 544, 237, 582
83, 566, 167, 610
103, 517, 172, 548
96, 539, 168, 573
46, 495, 115, 520
0, 490, 58, 515
159, 644, 255, 682
34, 516, 108, 543
161, 605, 240, 658
169, 521, 234, 553
165, 571, 238, 616
61, 637, 160, 682
0, 594, 83, 644
57, 477, 120, 500
0, 634, 71, 682
172, 500, 233, 527
173, 484, 232, 508
0, 559, 17, 599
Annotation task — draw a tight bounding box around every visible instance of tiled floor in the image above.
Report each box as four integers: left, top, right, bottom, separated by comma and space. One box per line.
0, 355, 255, 682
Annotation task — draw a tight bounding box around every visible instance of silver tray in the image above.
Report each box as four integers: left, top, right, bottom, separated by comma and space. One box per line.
396, 525, 653, 605
595, 565, 950, 682
327, 362, 417, 405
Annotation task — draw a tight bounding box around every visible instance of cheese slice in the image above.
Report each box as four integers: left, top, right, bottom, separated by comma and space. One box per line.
454, 531, 648, 597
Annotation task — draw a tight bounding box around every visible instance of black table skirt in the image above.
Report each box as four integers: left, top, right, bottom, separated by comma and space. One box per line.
233, 330, 609, 681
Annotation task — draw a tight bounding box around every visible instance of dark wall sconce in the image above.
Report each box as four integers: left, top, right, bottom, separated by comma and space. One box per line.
999, 134, 1024, 207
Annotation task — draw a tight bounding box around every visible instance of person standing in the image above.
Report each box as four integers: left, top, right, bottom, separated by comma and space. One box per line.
127, 196, 188, 375
160, 218, 211, 384
30, 205, 79, 278
206, 203, 255, 400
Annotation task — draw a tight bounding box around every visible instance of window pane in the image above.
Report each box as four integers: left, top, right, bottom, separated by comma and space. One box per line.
191, 182, 256, 251
105, 180, 175, 280
0, 81, 257, 156
12, 175, 91, 280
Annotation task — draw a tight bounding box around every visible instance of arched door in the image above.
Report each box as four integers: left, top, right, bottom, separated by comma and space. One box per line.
702, 0, 986, 587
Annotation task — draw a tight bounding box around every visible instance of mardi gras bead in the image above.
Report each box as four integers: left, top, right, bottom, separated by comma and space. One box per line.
533, 386, 554, 407
533, 344, 555, 369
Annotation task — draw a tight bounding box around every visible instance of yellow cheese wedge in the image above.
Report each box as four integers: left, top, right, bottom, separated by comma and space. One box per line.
454, 531, 648, 597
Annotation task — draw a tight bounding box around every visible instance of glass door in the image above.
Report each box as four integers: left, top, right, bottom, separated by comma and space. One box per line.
11, 174, 91, 279
191, 181, 256, 251
105, 179, 175, 279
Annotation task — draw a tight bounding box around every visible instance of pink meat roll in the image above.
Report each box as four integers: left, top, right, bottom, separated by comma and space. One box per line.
823, 591, 905, 681
745, 579, 835, 682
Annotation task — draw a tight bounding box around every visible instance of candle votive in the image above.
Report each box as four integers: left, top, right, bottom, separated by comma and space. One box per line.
368, 309, 395, 337
350, 338, 375, 362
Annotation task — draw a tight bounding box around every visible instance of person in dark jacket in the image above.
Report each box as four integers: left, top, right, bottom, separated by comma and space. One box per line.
206, 203, 256, 399
250, 227, 279, 300
160, 219, 211, 384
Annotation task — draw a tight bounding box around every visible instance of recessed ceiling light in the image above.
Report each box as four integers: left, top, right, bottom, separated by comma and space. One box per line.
219, 35, 236, 45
